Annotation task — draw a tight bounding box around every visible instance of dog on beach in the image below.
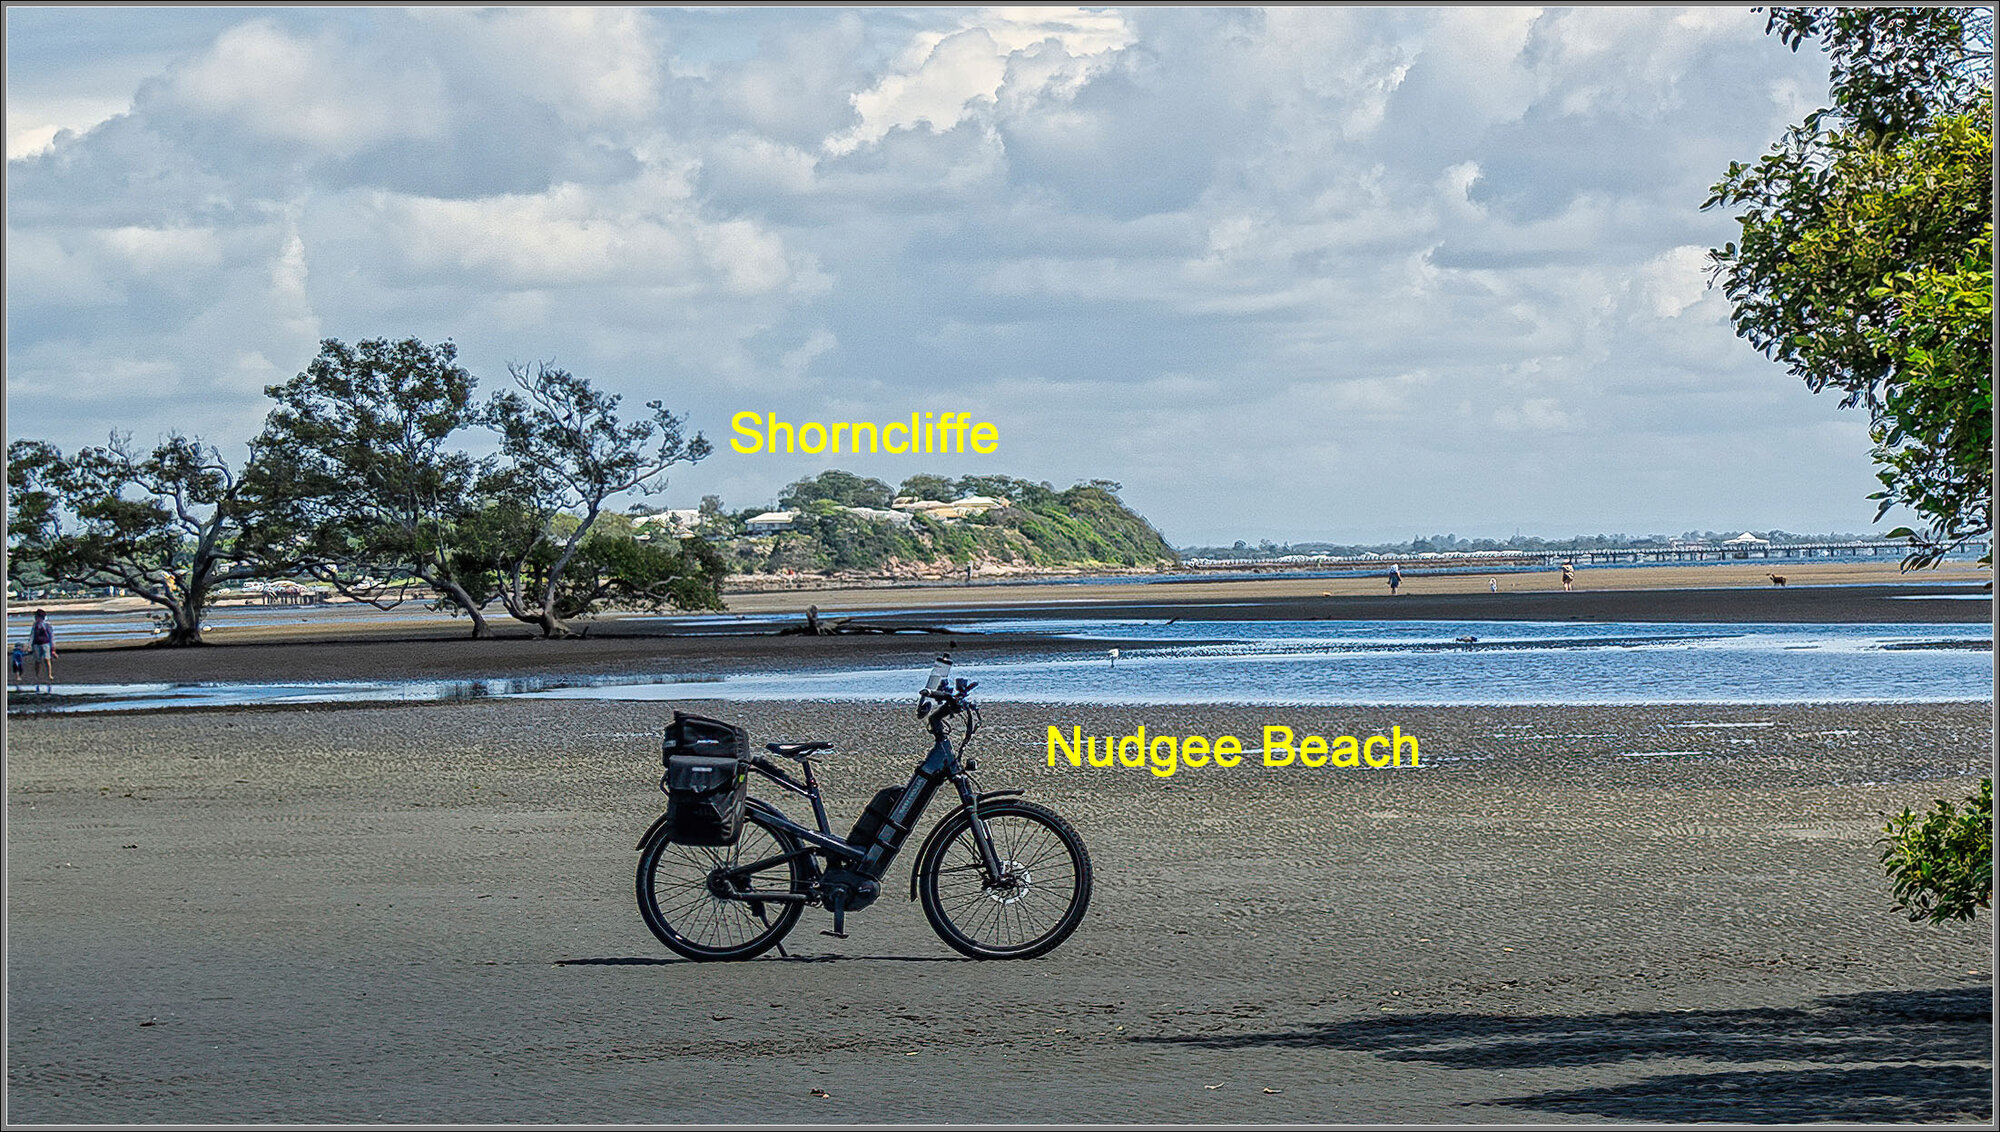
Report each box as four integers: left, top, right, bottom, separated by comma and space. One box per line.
1767, 573, 1787, 586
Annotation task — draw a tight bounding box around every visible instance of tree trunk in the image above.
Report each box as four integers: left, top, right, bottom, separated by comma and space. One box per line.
434, 579, 494, 639
162, 590, 205, 646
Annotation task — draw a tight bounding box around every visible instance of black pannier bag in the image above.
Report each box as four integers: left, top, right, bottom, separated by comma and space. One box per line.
660, 711, 750, 845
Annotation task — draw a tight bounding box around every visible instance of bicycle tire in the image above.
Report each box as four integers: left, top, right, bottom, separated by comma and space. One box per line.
637, 807, 805, 961
917, 799, 1091, 960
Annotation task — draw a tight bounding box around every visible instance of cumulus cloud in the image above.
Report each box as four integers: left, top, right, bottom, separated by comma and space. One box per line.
7, 6, 1881, 542
159, 19, 449, 156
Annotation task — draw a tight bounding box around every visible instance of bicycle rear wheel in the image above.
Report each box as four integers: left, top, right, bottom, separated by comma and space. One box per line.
637, 809, 805, 961
917, 800, 1091, 959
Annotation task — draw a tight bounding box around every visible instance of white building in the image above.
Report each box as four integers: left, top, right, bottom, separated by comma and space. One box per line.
632, 509, 703, 537
890, 495, 1010, 522
746, 511, 797, 535
842, 506, 913, 527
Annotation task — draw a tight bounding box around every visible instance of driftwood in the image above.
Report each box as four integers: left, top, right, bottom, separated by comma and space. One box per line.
777, 605, 954, 636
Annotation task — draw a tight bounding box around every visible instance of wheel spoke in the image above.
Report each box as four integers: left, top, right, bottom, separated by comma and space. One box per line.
921, 807, 1089, 957
640, 812, 805, 960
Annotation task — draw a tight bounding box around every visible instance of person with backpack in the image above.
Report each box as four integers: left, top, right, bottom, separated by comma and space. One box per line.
29, 610, 56, 692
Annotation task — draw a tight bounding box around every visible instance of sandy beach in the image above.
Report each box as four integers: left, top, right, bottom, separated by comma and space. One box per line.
6, 569, 1993, 1123
6, 696, 1991, 1124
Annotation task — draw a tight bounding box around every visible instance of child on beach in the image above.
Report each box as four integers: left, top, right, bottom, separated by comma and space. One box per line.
9, 641, 23, 686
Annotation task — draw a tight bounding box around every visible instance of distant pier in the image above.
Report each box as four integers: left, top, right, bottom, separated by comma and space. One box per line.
1182, 540, 1988, 573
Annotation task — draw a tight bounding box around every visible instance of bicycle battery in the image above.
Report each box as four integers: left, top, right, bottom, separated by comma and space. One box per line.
846, 786, 904, 855
661, 711, 750, 845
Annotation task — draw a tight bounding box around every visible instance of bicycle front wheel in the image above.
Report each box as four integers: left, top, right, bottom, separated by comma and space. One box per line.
637, 808, 805, 961
917, 800, 1091, 959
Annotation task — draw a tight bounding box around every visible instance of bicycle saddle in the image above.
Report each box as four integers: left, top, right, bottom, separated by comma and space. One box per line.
766, 740, 833, 760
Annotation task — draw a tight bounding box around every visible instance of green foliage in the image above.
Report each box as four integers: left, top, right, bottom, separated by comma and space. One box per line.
1868, 226, 1994, 566
788, 502, 927, 570
726, 470, 1175, 573
480, 362, 712, 636
896, 474, 957, 502
1761, 6, 1991, 138
546, 532, 727, 620
953, 474, 1058, 508
1707, 8, 1992, 569
246, 336, 495, 631
6, 433, 257, 645
1880, 778, 1993, 923
779, 470, 893, 510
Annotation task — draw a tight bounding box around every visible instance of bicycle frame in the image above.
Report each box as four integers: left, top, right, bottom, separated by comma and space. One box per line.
659, 726, 1009, 919
748, 730, 995, 878
636, 673, 1093, 962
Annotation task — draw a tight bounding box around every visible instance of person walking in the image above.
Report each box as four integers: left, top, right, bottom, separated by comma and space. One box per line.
1560, 562, 1575, 592
9, 641, 24, 687
29, 609, 56, 692
1387, 564, 1402, 595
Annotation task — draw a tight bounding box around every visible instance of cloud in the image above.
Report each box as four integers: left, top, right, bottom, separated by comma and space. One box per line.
158, 19, 449, 156
412, 7, 663, 127
7, 7, 1878, 543
826, 7, 1135, 155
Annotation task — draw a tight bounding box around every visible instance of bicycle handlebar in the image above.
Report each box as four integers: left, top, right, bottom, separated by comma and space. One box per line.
920, 679, 979, 710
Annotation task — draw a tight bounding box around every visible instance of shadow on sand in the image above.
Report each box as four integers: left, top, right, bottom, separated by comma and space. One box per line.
555, 953, 965, 967
1132, 987, 1991, 1122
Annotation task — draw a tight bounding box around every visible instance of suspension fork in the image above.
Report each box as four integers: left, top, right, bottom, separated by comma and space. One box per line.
951, 771, 1008, 879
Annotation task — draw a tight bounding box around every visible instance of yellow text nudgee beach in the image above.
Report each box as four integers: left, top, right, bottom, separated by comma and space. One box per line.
731, 411, 998, 455
1047, 724, 1420, 778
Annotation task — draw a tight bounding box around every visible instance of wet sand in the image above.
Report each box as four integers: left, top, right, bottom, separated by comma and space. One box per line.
9, 571, 1993, 1121
32, 567, 1994, 688
6, 696, 1992, 1124
716, 559, 1991, 613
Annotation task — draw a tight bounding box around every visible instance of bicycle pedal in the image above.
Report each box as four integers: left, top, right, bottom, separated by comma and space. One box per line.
820, 929, 849, 939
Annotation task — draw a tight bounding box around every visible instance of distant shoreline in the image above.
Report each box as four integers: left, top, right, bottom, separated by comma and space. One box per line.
22, 560, 1989, 690
12, 556, 1989, 617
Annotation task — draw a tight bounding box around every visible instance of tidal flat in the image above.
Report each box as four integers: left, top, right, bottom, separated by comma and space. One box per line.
7, 695, 1990, 1124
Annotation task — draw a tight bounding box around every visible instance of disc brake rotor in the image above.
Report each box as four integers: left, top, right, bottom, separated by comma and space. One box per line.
985, 859, 1032, 904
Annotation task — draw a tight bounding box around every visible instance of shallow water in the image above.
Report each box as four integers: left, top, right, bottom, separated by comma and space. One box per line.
522, 620, 1991, 706
11, 620, 1990, 713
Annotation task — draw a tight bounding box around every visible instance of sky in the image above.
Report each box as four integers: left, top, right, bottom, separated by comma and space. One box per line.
5, 5, 1891, 547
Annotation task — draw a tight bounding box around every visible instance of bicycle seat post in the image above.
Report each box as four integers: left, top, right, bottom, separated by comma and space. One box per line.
797, 755, 835, 836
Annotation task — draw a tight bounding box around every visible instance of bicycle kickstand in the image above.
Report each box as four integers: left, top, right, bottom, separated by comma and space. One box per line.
821, 890, 849, 940
752, 903, 790, 957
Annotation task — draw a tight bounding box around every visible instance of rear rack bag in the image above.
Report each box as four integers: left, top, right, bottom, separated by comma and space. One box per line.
660, 711, 750, 845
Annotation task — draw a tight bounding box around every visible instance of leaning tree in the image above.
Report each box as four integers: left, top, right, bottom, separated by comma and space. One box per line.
7, 433, 260, 645
475, 362, 718, 637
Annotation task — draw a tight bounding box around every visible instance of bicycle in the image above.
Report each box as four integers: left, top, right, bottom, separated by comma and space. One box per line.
635, 658, 1092, 961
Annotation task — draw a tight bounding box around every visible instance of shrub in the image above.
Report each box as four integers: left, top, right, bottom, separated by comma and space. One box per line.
1880, 777, 1992, 923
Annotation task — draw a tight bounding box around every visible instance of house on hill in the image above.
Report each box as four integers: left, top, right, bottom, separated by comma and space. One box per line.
746, 510, 797, 535
890, 495, 1009, 522
632, 509, 703, 538
841, 506, 913, 527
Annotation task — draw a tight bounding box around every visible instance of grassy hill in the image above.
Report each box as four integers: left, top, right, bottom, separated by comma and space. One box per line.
703, 472, 1177, 576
